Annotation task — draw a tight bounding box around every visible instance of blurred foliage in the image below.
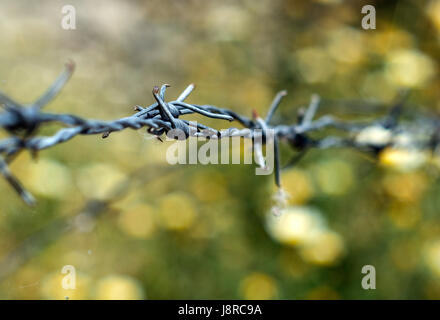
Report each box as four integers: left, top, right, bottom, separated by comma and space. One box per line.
0, 0, 440, 299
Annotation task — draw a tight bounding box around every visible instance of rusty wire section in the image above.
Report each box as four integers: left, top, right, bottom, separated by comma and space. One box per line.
0, 61, 439, 205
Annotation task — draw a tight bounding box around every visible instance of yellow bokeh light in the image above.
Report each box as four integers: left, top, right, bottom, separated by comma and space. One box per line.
382, 171, 427, 203
94, 275, 144, 300
326, 27, 365, 64
426, 0, 440, 34
118, 204, 156, 239
390, 239, 419, 272
367, 27, 413, 55
387, 202, 421, 230
239, 272, 278, 300
280, 169, 314, 205
355, 126, 392, 147
306, 286, 340, 300
313, 159, 354, 196
76, 163, 126, 200
385, 49, 436, 88
299, 231, 345, 266
379, 148, 428, 172
280, 249, 309, 278
40, 272, 91, 300
190, 171, 228, 203
296, 47, 335, 83
424, 240, 440, 277
158, 192, 197, 231
266, 206, 325, 246
26, 158, 73, 198
206, 5, 251, 41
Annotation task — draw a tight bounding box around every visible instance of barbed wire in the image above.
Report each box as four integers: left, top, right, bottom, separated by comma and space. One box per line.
0, 61, 439, 206
0, 163, 181, 280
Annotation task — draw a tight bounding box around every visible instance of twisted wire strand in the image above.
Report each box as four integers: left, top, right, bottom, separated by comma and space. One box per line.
0, 61, 439, 205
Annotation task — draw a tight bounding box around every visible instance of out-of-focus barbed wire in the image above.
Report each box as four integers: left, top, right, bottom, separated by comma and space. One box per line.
0, 163, 181, 280
1, 61, 440, 205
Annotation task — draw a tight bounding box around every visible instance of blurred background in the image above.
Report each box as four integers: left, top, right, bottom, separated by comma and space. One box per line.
0, 0, 440, 299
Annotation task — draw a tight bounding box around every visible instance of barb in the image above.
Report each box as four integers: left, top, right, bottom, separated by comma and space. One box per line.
0, 62, 439, 205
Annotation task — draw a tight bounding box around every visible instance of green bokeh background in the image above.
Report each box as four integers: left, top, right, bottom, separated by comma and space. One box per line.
0, 0, 440, 299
